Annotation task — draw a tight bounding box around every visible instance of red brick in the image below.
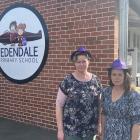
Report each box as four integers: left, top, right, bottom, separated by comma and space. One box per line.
0, 0, 118, 131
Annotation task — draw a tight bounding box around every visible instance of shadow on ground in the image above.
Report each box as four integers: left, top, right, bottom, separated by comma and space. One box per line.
0, 117, 57, 140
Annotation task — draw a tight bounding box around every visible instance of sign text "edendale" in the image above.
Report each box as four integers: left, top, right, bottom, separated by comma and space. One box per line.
0, 46, 38, 57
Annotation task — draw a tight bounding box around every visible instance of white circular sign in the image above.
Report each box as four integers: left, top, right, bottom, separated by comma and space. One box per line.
0, 3, 49, 83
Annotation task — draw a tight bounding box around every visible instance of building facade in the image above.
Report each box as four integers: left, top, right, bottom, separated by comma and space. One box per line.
0, 0, 139, 130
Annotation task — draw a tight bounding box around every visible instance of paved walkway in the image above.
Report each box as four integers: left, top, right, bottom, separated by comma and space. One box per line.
0, 117, 56, 140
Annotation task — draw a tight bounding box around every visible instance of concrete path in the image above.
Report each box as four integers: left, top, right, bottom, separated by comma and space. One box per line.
0, 117, 56, 140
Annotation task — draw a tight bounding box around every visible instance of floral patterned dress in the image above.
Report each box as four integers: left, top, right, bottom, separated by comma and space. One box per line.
59, 74, 102, 138
102, 87, 140, 140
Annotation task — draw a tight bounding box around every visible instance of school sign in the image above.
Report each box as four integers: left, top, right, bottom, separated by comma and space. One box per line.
0, 3, 49, 83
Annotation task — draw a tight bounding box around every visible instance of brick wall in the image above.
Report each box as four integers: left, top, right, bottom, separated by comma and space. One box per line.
0, 0, 119, 130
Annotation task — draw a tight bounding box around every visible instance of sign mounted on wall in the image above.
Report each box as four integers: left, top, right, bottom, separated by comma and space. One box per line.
0, 3, 49, 84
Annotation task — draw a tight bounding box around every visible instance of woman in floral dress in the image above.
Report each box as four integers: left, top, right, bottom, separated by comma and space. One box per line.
56, 47, 102, 140
101, 59, 140, 140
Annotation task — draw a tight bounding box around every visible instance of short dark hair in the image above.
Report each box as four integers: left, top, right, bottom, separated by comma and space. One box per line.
9, 21, 17, 30
71, 52, 91, 62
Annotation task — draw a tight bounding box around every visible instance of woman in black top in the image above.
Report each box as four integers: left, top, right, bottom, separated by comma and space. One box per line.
56, 47, 102, 140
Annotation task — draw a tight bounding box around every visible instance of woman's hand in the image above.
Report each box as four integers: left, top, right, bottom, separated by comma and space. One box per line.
57, 129, 64, 140
131, 124, 140, 140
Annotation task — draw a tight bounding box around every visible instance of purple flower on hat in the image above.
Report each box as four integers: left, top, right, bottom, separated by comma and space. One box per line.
77, 47, 86, 52
111, 59, 128, 70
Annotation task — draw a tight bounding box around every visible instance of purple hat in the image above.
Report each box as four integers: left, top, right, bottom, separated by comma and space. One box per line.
108, 59, 128, 70
70, 47, 92, 61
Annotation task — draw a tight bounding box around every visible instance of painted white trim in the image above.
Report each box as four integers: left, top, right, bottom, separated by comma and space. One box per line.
119, 0, 129, 61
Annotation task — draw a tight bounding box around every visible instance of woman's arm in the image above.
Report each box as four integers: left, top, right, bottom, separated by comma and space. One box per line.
56, 88, 67, 140
56, 105, 64, 140
100, 113, 105, 140
97, 101, 105, 140
131, 124, 140, 140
